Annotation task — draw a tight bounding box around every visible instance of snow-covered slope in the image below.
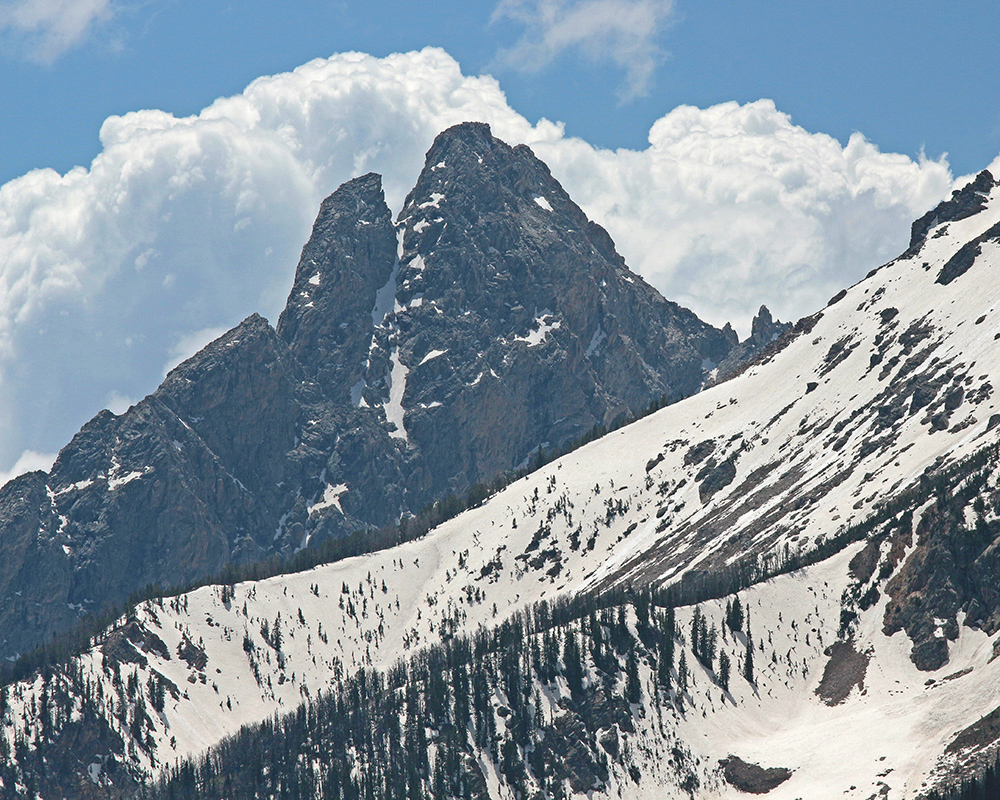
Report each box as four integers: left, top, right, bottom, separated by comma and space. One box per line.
624, 545, 1000, 799
5, 171, 1000, 798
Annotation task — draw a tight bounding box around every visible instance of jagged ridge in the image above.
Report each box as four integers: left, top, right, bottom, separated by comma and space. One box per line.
0, 123, 743, 662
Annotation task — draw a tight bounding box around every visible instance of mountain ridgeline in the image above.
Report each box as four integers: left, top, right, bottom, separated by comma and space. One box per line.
5, 149, 1000, 799
0, 122, 760, 662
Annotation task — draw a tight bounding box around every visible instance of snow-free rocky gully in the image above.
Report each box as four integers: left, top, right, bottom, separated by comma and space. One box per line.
3, 123, 1000, 800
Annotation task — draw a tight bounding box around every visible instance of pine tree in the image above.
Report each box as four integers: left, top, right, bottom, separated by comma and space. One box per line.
404, 680, 427, 799
726, 595, 744, 632
148, 674, 165, 714
635, 592, 650, 634
726, 596, 744, 633
613, 606, 631, 651
743, 624, 755, 685
691, 607, 701, 659
451, 659, 470, 739
657, 610, 675, 694
563, 631, 584, 696
272, 614, 283, 651
426, 661, 449, 728
541, 630, 558, 684
625, 648, 641, 704
718, 650, 731, 691
704, 622, 717, 670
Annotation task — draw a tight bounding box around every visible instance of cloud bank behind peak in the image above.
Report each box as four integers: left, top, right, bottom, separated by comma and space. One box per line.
0, 47, 955, 475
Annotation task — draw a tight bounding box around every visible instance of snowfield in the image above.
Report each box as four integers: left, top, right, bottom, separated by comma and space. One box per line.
6, 176, 1000, 798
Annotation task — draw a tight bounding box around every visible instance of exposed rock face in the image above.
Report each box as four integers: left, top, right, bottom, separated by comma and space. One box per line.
0, 472, 75, 658
276, 173, 397, 406
815, 640, 870, 704
0, 123, 741, 660
909, 169, 997, 251
936, 219, 1000, 286
718, 756, 792, 794
382, 122, 734, 496
0, 316, 305, 656
882, 497, 1000, 671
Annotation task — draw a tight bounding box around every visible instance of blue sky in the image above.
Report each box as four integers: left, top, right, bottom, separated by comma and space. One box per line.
0, 0, 996, 478
2, 1, 999, 186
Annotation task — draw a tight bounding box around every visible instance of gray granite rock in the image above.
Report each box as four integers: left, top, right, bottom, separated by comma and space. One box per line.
0, 122, 740, 660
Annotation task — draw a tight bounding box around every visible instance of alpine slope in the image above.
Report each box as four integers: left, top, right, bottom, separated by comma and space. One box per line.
5, 166, 1000, 799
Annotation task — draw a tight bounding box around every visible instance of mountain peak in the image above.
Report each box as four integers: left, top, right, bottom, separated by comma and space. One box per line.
380, 125, 736, 494
0, 123, 737, 667
749, 304, 781, 345
419, 122, 507, 173
276, 170, 396, 403
427, 120, 495, 152
400, 121, 569, 225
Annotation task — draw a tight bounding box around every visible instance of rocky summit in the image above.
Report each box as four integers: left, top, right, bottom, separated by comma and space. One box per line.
283, 122, 737, 500
0, 122, 752, 661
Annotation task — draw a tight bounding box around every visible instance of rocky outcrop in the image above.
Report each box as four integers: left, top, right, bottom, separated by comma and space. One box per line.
713, 305, 791, 383
936, 219, 1000, 286
909, 169, 997, 252
880, 471, 1000, 671
0, 123, 743, 661
719, 756, 792, 794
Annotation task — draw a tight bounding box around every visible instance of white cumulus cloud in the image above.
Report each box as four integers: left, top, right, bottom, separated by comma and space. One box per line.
531, 99, 954, 330
0, 0, 112, 61
492, 0, 675, 99
0, 449, 56, 486
0, 47, 958, 475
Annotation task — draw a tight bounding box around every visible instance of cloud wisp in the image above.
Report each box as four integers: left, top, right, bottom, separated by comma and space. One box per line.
0, 0, 113, 62
0, 47, 956, 480
492, 0, 676, 99
0, 449, 55, 486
